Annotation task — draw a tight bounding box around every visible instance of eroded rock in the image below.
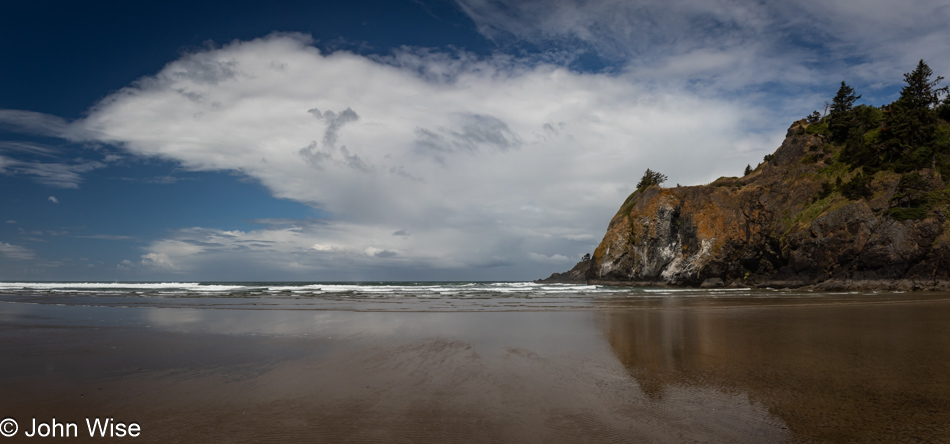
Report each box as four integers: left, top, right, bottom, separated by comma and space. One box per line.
562, 121, 950, 290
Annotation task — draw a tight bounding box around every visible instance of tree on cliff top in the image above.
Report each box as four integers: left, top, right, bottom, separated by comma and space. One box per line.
882, 60, 948, 164
898, 60, 946, 111
636, 168, 667, 190
820, 59, 950, 221
828, 81, 861, 143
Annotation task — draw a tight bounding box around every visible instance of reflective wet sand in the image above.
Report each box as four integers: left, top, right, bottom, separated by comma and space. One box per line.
1, 293, 948, 442
601, 297, 950, 442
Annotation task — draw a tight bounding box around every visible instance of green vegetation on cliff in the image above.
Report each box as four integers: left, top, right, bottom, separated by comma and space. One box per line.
798, 60, 950, 221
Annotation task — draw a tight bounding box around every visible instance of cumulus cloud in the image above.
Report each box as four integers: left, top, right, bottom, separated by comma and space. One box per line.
123, 220, 581, 280
19, 33, 782, 279
415, 113, 522, 162
140, 252, 178, 270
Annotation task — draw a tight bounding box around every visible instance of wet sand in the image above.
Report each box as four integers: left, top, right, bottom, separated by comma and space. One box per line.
1, 294, 949, 442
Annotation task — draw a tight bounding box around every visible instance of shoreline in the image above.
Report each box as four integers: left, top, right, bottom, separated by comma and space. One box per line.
583, 277, 950, 291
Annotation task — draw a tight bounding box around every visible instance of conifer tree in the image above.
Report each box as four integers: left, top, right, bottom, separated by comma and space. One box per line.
899, 60, 944, 112
882, 60, 947, 165
829, 82, 860, 117
828, 82, 860, 143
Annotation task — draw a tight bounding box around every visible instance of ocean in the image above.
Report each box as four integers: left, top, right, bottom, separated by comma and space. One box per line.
0, 281, 934, 311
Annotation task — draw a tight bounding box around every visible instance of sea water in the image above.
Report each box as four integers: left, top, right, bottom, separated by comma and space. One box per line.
0, 281, 933, 312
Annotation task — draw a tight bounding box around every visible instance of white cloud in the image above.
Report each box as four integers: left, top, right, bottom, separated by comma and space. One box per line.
75, 234, 136, 240
0, 109, 74, 137
148, 239, 207, 257
3, 7, 947, 279
563, 234, 596, 241
38, 33, 781, 279
140, 252, 178, 270
0, 154, 105, 188
454, 0, 950, 100
47, 196, 59, 203
0, 242, 35, 260
123, 221, 576, 280
527, 252, 570, 263
0, 141, 59, 157
364, 247, 398, 258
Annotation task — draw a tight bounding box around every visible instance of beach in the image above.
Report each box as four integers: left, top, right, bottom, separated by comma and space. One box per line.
1, 285, 949, 442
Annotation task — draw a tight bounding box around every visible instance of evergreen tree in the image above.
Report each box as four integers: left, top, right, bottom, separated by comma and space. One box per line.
899, 60, 944, 111
838, 104, 884, 169
882, 60, 947, 166
828, 82, 860, 143
744, 164, 752, 176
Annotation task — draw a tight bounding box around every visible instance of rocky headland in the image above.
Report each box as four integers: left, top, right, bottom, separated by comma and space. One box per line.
538, 62, 950, 290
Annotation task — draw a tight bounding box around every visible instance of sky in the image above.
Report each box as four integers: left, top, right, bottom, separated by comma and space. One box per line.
1, 0, 949, 282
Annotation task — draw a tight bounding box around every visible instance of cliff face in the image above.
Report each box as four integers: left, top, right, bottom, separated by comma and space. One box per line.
581, 121, 950, 290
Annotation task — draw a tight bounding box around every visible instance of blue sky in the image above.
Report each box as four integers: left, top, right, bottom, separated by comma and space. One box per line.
2, 0, 949, 281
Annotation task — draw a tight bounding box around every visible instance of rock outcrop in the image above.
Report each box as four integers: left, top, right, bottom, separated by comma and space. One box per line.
535, 258, 590, 284
545, 120, 950, 290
